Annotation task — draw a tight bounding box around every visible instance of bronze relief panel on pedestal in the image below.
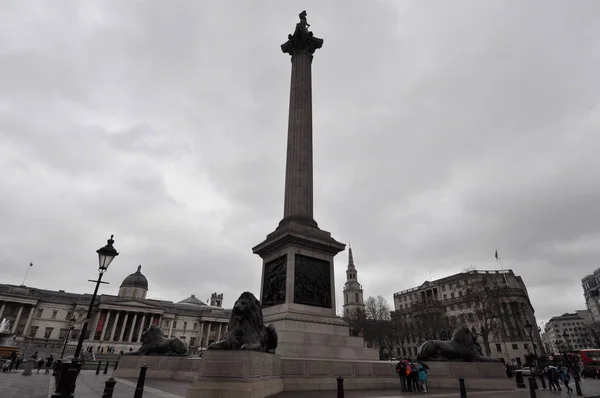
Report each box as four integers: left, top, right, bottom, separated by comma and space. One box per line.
293, 254, 332, 308
262, 255, 287, 308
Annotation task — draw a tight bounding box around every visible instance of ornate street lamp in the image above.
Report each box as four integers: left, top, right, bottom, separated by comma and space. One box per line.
524, 319, 538, 364
60, 316, 77, 359
52, 235, 119, 398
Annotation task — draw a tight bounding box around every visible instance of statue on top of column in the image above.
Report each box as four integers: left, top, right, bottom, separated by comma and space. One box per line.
298, 10, 310, 32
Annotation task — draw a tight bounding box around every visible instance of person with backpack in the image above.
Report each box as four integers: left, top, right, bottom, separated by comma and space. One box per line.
418, 363, 428, 393
560, 367, 573, 394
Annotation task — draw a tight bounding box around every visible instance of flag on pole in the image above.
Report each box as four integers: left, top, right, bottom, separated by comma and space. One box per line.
494, 250, 498, 260
29, 262, 33, 267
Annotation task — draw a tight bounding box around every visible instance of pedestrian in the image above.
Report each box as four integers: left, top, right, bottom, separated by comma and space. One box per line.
2, 359, 12, 372
8, 351, 17, 372
560, 367, 573, 394
396, 360, 407, 391
36, 357, 44, 373
45, 354, 54, 374
14, 355, 23, 370
418, 363, 428, 393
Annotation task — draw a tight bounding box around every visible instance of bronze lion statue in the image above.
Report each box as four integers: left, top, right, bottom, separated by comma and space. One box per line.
208, 291, 278, 353
416, 326, 501, 362
123, 325, 188, 356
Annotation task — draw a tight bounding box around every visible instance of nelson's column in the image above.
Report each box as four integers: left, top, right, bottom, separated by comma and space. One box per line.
252, 11, 377, 361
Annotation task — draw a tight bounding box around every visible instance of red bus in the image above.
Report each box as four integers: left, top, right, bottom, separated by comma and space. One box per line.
580, 349, 600, 367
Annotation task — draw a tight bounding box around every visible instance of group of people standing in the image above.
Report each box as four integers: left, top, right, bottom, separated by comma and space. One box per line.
1, 350, 54, 374
396, 358, 428, 393
544, 365, 576, 393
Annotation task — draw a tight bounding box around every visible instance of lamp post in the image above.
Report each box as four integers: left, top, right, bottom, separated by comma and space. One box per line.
524, 319, 538, 365
60, 316, 77, 358
53, 235, 119, 398
563, 331, 574, 366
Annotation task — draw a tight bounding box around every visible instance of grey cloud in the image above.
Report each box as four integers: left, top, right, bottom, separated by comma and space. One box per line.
0, 0, 598, 324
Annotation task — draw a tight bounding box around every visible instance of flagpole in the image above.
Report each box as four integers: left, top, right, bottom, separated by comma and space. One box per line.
495, 249, 509, 286
21, 262, 33, 287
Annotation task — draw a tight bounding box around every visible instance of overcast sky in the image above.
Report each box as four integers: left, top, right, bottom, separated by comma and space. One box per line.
1, 1, 599, 325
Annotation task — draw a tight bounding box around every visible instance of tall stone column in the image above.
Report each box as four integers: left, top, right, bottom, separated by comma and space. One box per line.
0, 302, 6, 320
278, 16, 324, 229
11, 305, 23, 334
90, 310, 102, 341
198, 322, 205, 347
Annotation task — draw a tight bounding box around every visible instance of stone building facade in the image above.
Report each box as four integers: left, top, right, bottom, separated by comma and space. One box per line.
542, 310, 597, 355
391, 269, 543, 366
0, 266, 230, 354
582, 268, 600, 339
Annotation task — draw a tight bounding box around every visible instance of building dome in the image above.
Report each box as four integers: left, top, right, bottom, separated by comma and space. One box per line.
120, 265, 148, 290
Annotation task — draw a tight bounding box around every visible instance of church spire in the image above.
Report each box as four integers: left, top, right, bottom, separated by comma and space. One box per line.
348, 245, 356, 270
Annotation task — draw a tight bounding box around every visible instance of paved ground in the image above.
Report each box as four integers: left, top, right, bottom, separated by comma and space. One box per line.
3, 368, 600, 397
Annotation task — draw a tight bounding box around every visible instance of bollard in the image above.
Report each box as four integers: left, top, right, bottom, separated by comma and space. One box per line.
528, 377, 537, 398
133, 364, 148, 398
22, 359, 33, 376
103, 361, 109, 375
459, 377, 467, 398
336, 376, 344, 398
113, 361, 119, 371
574, 375, 583, 396
102, 377, 117, 398
96, 361, 102, 375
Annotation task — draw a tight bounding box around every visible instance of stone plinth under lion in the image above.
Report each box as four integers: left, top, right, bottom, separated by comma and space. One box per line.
415, 326, 512, 390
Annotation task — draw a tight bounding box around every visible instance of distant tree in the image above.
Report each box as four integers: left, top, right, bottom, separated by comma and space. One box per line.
365, 296, 391, 321
347, 296, 395, 359
465, 278, 506, 356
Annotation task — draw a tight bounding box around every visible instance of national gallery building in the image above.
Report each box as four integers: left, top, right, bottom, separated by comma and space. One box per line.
0, 266, 230, 352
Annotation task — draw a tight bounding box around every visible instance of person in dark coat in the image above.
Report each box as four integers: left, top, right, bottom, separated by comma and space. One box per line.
395, 360, 407, 391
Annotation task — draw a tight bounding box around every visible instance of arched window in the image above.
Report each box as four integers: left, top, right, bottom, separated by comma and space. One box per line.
345, 293, 348, 303
355, 293, 359, 303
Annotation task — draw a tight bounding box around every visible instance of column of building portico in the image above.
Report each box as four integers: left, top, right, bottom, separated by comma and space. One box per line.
0, 302, 6, 320
118, 312, 130, 341
168, 318, 174, 338
127, 313, 138, 342
10, 305, 23, 334
198, 322, 204, 346
90, 310, 102, 340
217, 324, 222, 341
137, 314, 146, 342
100, 311, 111, 341
22, 305, 34, 336
204, 322, 212, 347
109, 312, 121, 341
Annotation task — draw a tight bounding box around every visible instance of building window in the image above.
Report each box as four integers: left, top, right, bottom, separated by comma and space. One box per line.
51, 311, 58, 320
190, 337, 197, 347
193, 322, 197, 330
65, 312, 73, 321
59, 329, 69, 339
35, 309, 43, 318
496, 344, 502, 352
44, 327, 54, 339
524, 343, 529, 350
512, 343, 518, 349
183, 322, 188, 331
345, 294, 348, 303
450, 292, 455, 298
355, 293, 359, 302
164, 320, 170, 328
30, 326, 39, 338
173, 321, 177, 329
443, 294, 447, 300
